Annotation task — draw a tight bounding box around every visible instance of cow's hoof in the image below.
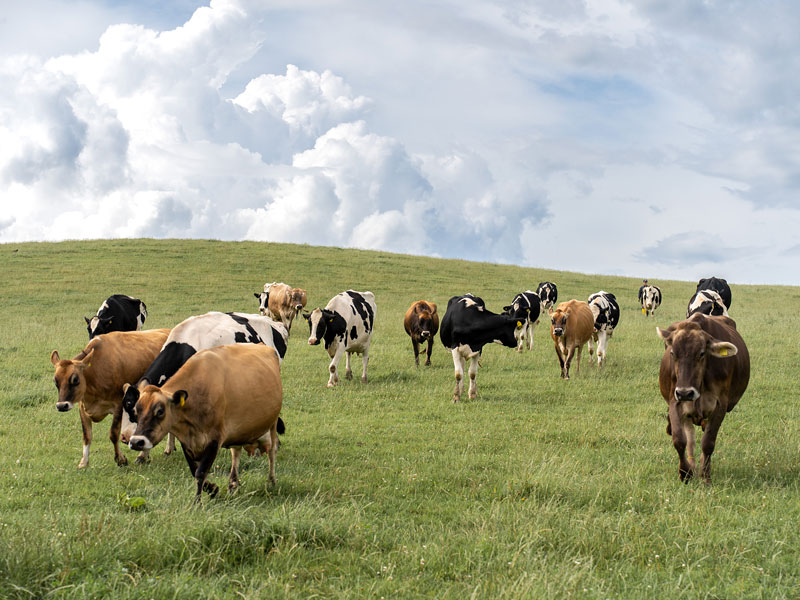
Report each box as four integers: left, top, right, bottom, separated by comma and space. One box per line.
135, 455, 149, 465
424, 360, 431, 366
452, 395, 460, 403
77, 462, 89, 470
204, 482, 219, 498
116, 455, 128, 467
327, 381, 336, 388
345, 371, 353, 380
228, 481, 239, 493
361, 376, 367, 383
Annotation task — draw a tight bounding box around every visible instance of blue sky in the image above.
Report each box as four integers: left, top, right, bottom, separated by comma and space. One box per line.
1, 0, 799, 284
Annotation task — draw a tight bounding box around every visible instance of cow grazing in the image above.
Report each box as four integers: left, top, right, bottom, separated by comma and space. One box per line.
439, 294, 519, 402
687, 289, 729, 318
121, 311, 288, 461
549, 299, 595, 379
254, 282, 308, 332
85, 294, 147, 339
127, 344, 283, 500
696, 277, 732, 310
587, 291, 620, 367
657, 313, 750, 483
502, 291, 541, 352
304, 290, 376, 387
639, 285, 662, 317
404, 300, 439, 367
535, 282, 558, 312
50, 328, 170, 468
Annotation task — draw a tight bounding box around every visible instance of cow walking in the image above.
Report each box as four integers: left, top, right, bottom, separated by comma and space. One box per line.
550, 299, 594, 379
439, 294, 518, 402
639, 282, 661, 317
50, 329, 170, 468
128, 344, 283, 500
695, 277, 732, 310
587, 291, 620, 367
304, 290, 376, 387
687, 289, 729, 318
502, 291, 541, 352
85, 295, 147, 339
254, 282, 308, 332
404, 300, 439, 367
535, 282, 558, 312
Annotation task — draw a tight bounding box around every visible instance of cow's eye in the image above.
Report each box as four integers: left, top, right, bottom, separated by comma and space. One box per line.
69, 374, 80, 386
669, 350, 675, 358
155, 406, 165, 418
698, 350, 705, 359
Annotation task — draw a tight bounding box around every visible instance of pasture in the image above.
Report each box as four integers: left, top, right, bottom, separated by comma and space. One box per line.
1, 239, 799, 599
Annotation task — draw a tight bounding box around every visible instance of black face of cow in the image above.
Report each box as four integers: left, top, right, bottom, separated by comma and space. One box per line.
304, 309, 326, 345
85, 316, 113, 339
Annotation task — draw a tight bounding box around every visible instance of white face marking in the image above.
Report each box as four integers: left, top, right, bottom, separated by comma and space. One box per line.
120, 410, 135, 443
307, 310, 323, 344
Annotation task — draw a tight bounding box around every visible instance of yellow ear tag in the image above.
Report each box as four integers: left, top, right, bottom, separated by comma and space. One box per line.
642, 308, 646, 314
179, 396, 185, 407
718, 348, 728, 356
516, 321, 523, 328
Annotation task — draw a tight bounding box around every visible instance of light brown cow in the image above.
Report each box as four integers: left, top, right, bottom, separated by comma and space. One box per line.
403, 300, 439, 367
254, 282, 307, 332
50, 328, 170, 468
127, 343, 283, 500
549, 299, 594, 379
657, 313, 750, 483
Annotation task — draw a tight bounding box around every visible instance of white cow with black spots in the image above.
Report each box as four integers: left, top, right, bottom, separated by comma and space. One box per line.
587, 291, 620, 367
303, 290, 376, 387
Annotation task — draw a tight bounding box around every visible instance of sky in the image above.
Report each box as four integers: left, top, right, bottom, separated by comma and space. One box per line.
1, 0, 799, 285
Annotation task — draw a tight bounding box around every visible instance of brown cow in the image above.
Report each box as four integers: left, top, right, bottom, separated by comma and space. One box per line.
50, 328, 170, 468
657, 313, 750, 483
254, 282, 307, 332
549, 299, 594, 379
404, 300, 439, 367
127, 343, 283, 500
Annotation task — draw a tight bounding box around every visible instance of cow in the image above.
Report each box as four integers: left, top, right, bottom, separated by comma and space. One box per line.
304, 290, 376, 387
127, 344, 283, 501
687, 289, 729, 318
121, 311, 288, 461
696, 277, 732, 310
439, 294, 519, 402
502, 291, 541, 352
657, 313, 750, 483
404, 300, 439, 367
639, 284, 662, 317
50, 328, 170, 468
254, 282, 308, 332
535, 282, 558, 312
587, 291, 620, 367
85, 294, 147, 339
549, 299, 595, 379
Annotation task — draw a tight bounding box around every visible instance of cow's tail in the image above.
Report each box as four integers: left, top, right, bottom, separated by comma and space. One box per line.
277, 417, 285, 435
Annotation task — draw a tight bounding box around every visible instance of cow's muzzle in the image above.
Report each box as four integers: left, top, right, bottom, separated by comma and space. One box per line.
674, 387, 699, 402
553, 328, 564, 337
308, 337, 319, 346
56, 402, 73, 412
259, 308, 267, 316
128, 436, 153, 451
420, 331, 430, 339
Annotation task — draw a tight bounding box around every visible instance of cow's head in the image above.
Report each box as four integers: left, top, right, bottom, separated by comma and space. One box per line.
291, 288, 308, 315
126, 383, 182, 451
550, 308, 568, 337
304, 308, 345, 345
51, 348, 93, 411
657, 321, 737, 405
85, 316, 113, 339
642, 286, 658, 310
413, 303, 437, 339
254, 291, 269, 316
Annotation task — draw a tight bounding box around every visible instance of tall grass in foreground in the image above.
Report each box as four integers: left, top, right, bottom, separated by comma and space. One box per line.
0, 239, 799, 599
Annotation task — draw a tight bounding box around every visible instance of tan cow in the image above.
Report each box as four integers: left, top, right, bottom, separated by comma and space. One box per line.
127, 343, 283, 500
254, 282, 307, 332
403, 300, 439, 367
657, 313, 750, 483
50, 328, 170, 468
549, 299, 594, 379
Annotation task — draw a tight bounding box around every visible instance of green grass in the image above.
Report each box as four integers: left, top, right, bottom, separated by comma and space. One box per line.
1, 239, 799, 599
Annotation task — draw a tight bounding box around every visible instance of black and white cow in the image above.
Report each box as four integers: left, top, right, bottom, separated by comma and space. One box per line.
502, 291, 541, 352
121, 311, 289, 460
85, 294, 147, 339
639, 285, 662, 317
696, 277, 732, 310
440, 294, 519, 402
303, 290, 376, 388
587, 291, 620, 367
687, 289, 729, 318
535, 282, 558, 312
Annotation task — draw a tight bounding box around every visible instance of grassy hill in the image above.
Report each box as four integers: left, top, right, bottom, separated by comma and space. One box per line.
1, 239, 798, 599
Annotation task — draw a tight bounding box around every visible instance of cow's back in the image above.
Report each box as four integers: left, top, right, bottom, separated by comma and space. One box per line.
559, 300, 594, 345
86, 329, 170, 396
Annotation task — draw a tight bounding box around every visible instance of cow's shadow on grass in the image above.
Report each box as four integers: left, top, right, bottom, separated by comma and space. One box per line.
718, 462, 800, 490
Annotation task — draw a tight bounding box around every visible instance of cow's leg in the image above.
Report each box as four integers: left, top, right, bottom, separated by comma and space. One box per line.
412, 338, 421, 367
164, 432, 176, 455
268, 423, 278, 486
345, 351, 353, 380
699, 405, 727, 484
467, 354, 480, 400
451, 348, 465, 402
527, 321, 536, 351
669, 403, 695, 482
588, 334, 597, 364
598, 331, 609, 367
575, 344, 583, 375
193, 440, 221, 500
515, 324, 524, 353
554, 342, 566, 378
109, 403, 128, 467
78, 403, 93, 469
360, 347, 369, 383
425, 338, 434, 366
328, 344, 345, 387
563, 345, 576, 379
228, 447, 242, 493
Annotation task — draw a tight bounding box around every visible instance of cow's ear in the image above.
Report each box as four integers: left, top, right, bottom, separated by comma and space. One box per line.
254, 292, 261, 299
50, 350, 61, 365
656, 327, 672, 345
302, 312, 311, 321
709, 341, 737, 358
77, 348, 94, 369
84, 316, 91, 324
502, 305, 511, 312
171, 390, 188, 407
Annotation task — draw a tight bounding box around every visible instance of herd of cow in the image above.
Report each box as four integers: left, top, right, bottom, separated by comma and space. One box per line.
49, 276, 749, 500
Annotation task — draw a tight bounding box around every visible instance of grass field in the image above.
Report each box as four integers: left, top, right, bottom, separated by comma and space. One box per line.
1, 239, 799, 599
